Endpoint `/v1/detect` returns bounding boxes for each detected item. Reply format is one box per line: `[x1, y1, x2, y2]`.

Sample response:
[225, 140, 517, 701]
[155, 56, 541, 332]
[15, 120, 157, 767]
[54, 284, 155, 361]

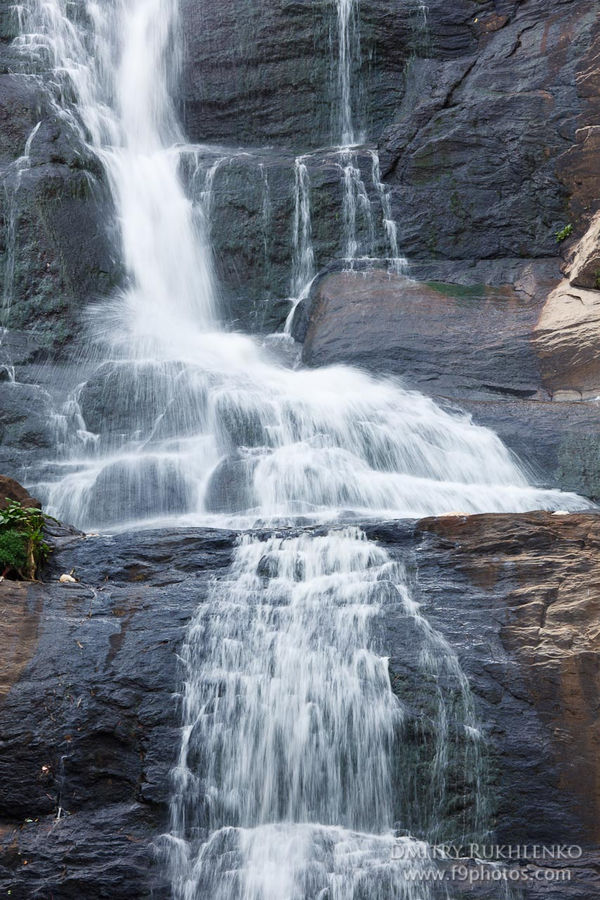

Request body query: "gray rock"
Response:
[299, 268, 548, 399]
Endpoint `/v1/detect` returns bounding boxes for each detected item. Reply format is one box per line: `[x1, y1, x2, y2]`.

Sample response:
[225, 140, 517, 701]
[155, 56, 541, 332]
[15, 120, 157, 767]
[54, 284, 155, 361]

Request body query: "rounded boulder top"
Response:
[0, 475, 41, 512]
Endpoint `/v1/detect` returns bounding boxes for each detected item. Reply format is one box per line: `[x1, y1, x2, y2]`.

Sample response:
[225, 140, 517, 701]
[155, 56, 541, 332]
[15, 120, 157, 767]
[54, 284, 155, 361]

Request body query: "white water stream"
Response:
[16, 0, 580, 528]
[13, 0, 586, 897]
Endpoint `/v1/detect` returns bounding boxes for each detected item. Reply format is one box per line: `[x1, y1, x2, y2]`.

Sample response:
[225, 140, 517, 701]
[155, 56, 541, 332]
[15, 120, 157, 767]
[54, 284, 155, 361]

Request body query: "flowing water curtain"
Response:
[167, 527, 484, 899]
[14, 0, 586, 530]
[291, 157, 315, 300]
[334, 0, 363, 146]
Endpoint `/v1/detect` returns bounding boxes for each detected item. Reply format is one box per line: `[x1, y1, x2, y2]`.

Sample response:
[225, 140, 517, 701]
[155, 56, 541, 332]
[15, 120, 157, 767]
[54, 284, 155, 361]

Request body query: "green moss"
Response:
[426, 281, 486, 301]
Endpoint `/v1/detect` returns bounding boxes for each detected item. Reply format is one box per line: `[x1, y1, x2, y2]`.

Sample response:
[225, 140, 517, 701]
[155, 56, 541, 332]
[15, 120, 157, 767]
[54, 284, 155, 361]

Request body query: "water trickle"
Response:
[340, 149, 374, 262]
[2, 121, 40, 324]
[291, 157, 315, 301]
[335, 0, 361, 146]
[369, 149, 407, 274]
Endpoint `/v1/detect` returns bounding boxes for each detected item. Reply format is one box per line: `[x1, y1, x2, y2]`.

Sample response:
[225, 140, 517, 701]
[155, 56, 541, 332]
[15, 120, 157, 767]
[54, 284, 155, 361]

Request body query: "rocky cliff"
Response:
[1, 512, 599, 897]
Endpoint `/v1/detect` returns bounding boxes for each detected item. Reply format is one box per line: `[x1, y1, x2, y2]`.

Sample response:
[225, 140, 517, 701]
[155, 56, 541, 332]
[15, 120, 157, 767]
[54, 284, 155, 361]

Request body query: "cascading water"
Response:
[335, 0, 361, 147]
[18, 0, 581, 529]
[289, 157, 315, 306]
[331, 0, 406, 275]
[166, 528, 496, 899]
[11, 0, 588, 896]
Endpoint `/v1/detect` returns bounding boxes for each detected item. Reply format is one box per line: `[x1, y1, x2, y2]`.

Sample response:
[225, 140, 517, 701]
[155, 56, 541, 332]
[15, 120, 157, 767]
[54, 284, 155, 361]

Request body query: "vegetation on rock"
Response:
[555, 223, 573, 243]
[0, 501, 53, 580]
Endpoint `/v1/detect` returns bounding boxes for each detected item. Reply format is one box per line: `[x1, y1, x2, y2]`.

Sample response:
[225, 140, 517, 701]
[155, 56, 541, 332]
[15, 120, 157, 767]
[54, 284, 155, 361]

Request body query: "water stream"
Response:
[11, 0, 586, 896]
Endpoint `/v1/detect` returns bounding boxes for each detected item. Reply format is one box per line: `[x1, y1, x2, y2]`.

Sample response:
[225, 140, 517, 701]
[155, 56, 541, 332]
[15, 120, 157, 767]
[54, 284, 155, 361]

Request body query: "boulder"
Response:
[0, 473, 40, 510]
[299, 268, 547, 398]
[0, 381, 55, 451]
[204, 455, 258, 514]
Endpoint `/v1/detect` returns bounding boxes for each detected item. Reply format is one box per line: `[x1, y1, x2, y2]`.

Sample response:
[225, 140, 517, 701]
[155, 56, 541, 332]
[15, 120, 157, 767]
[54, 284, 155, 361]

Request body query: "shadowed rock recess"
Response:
[2, 0, 600, 898]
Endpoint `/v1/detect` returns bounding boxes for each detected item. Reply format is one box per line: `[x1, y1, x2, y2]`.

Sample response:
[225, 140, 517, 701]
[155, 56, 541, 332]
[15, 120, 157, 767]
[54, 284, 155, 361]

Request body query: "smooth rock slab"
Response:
[300, 269, 546, 398]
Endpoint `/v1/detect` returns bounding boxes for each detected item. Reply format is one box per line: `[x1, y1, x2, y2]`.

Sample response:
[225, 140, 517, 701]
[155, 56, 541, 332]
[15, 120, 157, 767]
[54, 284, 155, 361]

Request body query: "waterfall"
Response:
[12, 1, 590, 897]
[290, 158, 315, 300]
[167, 527, 486, 898]
[335, 0, 361, 146]
[18, 0, 582, 530]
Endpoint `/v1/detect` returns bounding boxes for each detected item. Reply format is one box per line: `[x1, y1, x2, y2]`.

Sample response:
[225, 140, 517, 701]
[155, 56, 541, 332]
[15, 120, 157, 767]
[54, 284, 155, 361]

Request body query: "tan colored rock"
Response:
[570, 210, 600, 290]
[0, 582, 41, 703]
[533, 278, 600, 394]
[419, 511, 600, 842]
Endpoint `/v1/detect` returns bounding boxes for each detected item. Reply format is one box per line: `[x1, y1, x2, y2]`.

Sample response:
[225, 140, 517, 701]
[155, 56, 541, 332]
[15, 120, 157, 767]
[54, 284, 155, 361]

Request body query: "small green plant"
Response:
[555, 223, 573, 243]
[0, 501, 55, 580]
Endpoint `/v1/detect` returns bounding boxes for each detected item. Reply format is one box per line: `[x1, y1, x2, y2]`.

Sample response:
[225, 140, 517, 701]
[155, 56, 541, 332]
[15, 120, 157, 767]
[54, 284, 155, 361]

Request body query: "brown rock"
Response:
[0, 582, 42, 704]
[473, 13, 509, 37]
[0, 475, 40, 511]
[418, 511, 600, 843]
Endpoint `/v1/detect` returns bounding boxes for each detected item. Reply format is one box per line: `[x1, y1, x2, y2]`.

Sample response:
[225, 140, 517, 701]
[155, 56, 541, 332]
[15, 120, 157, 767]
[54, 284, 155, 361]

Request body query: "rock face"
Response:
[1, 514, 600, 897]
[416, 512, 600, 852]
[0, 526, 236, 898]
[178, 0, 417, 150]
[381, 0, 600, 263]
[0, 8, 119, 358]
[299, 268, 549, 398]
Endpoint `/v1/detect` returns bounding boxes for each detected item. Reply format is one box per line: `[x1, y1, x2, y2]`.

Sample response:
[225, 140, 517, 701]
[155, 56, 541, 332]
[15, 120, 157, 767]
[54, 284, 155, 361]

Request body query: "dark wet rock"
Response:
[1, 515, 599, 896]
[204, 455, 258, 514]
[0, 381, 55, 452]
[381, 0, 600, 263]
[85, 458, 194, 527]
[455, 395, 600, 502]
[179, 0, 418, 151]
[300, 268, 549, 399]
[0, 9, 120, 359]
[183, 146, 394, 333]
[0, 161, 119, 355]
